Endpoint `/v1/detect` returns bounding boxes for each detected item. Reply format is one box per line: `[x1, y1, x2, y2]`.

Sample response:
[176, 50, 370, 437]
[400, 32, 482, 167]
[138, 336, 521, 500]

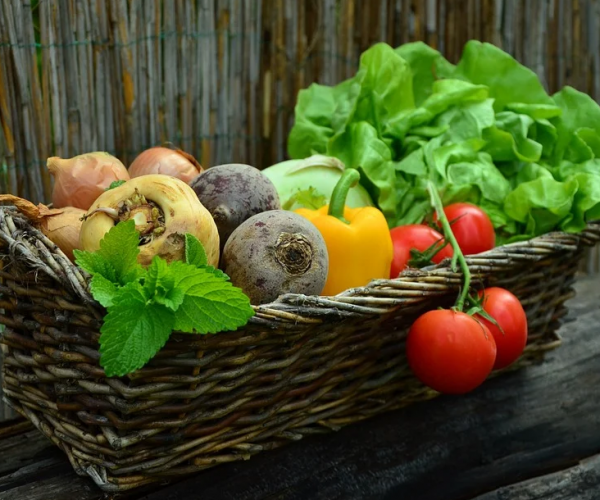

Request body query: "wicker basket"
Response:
[0, 205, 599, 493]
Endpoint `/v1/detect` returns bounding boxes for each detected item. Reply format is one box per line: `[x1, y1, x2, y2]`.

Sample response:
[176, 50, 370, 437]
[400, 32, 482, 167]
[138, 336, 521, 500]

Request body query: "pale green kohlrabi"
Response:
[261, 154, 375, 211]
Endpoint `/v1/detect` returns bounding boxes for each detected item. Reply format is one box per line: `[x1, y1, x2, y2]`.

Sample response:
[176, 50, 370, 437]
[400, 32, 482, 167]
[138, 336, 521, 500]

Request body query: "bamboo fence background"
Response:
[1, 0, 600, 421]
[2, 1, 600, 201]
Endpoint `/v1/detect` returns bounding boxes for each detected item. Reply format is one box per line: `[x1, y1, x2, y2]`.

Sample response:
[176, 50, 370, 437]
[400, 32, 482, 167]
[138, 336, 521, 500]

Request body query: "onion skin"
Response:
[79, 174, 219, 267]
[48, 152, 130, 210]
[0, 194, 84, 261]
[128, 146, 203, 183]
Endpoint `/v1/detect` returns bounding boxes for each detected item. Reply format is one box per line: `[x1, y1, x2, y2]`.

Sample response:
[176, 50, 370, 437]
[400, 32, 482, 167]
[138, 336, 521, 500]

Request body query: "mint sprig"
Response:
[74, 225, 254, 377]
[184, 233, 208, 267]
[100, 282, 175, 376]
[105, 180, 127, 191]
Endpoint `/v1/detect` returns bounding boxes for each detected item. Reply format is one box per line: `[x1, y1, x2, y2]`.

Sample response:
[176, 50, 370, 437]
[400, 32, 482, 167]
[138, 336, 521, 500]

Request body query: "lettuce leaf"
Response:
[287, 40, 600, 242]
[552, 86, 600, 164]
[287, 79, 353, 158]
[504, 177, 579, 237]
[328, 121, 397, 218]
[449, 40, 555, 112]
[394, 41, 456, 106]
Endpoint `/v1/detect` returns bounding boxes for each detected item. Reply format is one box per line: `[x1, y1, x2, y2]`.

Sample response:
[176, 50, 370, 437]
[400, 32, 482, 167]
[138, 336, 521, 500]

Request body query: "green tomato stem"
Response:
[427, 181, 471, 312]
[328, 168, 360, 224]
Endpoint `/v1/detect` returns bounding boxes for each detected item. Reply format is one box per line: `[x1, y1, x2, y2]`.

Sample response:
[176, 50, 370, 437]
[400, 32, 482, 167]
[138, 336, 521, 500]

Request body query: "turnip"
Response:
[189, 163, 281, 251]
[79, 175, 220, 267]
[221, 210, 329, 305]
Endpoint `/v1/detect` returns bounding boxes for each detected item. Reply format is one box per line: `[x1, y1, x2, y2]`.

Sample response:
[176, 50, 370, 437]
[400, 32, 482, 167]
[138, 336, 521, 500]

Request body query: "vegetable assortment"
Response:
[2, 39, 595, 394]
[295, 169, 392, 295]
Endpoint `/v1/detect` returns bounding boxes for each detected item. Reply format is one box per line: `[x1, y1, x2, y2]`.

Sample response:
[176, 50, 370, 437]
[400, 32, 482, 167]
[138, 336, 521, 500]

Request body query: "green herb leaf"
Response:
[74, 251, 118, 283]
[105, 180, 127, 191]
[89, 274, 119, 308]
[98, 221, 144, 284]
[75, 223, 254, 378]
[143, 257, 185, 311]
[168, 262, 254, 334]
[75, 220, 143, 286]
[203, 266, 229, 280]
[99, 283, 175, 377]
[185, 233, 208, 268]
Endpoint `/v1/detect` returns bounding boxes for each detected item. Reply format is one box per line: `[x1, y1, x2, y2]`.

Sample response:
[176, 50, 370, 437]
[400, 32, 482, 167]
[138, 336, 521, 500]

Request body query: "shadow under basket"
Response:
[1, 206, 599, 493]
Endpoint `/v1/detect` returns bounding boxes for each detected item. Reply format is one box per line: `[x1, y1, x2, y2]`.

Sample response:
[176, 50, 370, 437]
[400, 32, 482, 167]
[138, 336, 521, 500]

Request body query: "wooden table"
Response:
[1, 276, 599, 500]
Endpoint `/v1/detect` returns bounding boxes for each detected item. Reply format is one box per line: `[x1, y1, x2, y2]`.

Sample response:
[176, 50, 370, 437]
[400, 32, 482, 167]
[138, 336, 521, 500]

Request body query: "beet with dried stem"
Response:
[221, 210, 329, 305]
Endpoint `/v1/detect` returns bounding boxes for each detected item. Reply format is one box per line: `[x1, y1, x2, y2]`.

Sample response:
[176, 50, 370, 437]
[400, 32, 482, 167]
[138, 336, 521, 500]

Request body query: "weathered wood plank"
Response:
[474, 453, 600, 500]
[0, 417, 101, 500]
[0, 429, 54, 476]
[0, 460, 102, 500]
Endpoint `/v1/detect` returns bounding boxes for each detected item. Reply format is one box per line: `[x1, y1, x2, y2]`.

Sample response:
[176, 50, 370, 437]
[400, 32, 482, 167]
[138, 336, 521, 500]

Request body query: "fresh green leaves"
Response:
[287, 39, 600, 240]
[74, 225, 254, 377]
[281, 187, 327, 211]
[185, 233, 208, 267]
[99, 283, 175, 377]
[329, 121, 397, 217]
[447, 41, 555, 112]
[105, 180, 127, 191]
[74, 220, 144, 286]
[504, 177, 579, 236]
[171, 262, 257, 334]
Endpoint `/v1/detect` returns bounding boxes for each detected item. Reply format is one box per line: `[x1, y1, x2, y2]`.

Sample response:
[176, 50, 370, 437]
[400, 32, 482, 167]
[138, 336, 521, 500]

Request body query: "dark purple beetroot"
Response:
[189, 163, 280, 251]
[221, 210, 329, 305]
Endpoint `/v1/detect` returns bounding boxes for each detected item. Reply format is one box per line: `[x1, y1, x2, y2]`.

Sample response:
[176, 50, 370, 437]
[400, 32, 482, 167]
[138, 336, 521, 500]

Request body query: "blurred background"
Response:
[1, 1, 599, 203]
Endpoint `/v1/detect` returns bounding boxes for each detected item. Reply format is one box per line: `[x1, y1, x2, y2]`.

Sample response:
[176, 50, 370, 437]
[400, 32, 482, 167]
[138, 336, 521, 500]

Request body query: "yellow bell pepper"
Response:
[295, 169, 393, 296]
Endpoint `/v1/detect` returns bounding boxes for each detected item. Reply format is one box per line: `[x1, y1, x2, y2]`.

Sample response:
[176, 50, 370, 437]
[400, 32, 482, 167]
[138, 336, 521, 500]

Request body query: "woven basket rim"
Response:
[0, 205, 599, 326]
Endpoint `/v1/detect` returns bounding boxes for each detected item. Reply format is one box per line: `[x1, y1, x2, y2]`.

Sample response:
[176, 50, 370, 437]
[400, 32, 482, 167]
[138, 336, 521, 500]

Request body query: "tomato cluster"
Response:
[406, 287, 528, 394]
[389, 202, 529, 395]
[390, 202, 495, 278]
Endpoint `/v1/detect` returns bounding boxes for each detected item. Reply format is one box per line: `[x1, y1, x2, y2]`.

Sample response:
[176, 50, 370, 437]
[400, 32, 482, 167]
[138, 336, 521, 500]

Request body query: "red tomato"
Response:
[389, 224, 454, 278]
[475, 287, 528, 370]
[434, 203, 495, 255]
[406, 309, 497, 394]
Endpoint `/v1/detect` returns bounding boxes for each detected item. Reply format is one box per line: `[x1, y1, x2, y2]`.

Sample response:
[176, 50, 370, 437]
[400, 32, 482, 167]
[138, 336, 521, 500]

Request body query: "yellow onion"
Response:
[0, 195, 84, 261]
[128, 146, 203, 183]
[47, 152, 130, 210]
[80, 174, 219, 267]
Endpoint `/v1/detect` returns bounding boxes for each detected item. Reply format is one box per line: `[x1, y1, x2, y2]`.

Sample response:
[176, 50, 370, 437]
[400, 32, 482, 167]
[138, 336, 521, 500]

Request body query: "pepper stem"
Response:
[328, 169, 360, 224]
[427, 181, 471, 312]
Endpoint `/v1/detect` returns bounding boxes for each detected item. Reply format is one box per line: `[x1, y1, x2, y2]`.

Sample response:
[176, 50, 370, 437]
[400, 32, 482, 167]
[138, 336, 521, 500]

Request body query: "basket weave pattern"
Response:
[1, 206, 599, 492]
